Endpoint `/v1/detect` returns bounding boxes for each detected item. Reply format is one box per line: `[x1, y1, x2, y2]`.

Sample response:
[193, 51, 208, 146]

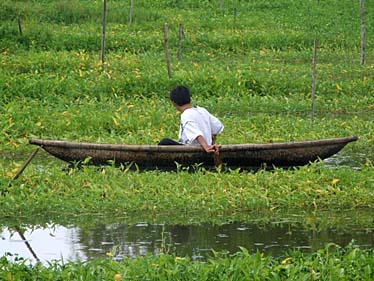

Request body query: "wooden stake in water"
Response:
[164, 23, 172, 79]
[101, 0, 107, 64]
[311, 39, 318, 125]
[360, 0, 366, 65]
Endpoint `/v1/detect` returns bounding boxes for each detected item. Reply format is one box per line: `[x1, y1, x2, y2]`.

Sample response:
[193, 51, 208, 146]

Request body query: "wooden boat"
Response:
[29, 136, 358, 170]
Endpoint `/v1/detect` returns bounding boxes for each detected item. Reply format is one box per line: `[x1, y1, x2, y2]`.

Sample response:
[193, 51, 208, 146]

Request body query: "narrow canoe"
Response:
[29, 136, 358, 170]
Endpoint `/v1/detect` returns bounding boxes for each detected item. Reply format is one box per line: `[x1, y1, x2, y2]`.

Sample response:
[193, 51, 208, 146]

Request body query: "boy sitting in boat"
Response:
[159, 85, 224, 155]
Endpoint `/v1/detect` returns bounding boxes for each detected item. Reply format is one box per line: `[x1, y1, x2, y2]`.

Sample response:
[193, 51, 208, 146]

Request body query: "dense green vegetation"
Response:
[2, 243, 374, 280]
[1, 0, 373, 150]
[1, 0, 374, 277]
[1, 163, 374, 222]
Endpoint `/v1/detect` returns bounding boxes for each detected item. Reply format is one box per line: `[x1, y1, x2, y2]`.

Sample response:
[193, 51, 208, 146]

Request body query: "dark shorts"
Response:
[158, 138, 182, 145]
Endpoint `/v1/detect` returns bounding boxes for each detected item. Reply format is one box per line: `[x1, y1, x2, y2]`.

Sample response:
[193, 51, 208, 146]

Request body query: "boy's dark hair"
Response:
[170, 85, 191, 106]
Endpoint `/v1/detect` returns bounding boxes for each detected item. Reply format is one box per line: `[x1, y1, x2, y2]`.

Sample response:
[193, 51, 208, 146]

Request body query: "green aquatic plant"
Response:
[1, 242, 374, 280]
[1, 161, 373, 222]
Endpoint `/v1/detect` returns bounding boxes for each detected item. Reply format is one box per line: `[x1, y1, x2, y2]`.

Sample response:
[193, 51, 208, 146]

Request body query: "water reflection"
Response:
[323, 147, 373, 169]
[1, 226, 85, 262]
[1, 211, 374, 264]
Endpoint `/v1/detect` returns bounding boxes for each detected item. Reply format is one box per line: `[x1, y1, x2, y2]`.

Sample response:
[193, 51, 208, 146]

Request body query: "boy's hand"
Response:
[203, 144, 219, 155]
[197, 135, 219, 155]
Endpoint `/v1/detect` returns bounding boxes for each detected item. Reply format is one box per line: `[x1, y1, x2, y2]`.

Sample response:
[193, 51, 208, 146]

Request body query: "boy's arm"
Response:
[197, 135, 219, 154]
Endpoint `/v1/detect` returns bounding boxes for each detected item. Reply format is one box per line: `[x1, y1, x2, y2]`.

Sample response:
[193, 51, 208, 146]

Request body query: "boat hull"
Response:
[29, 136, 358, 169]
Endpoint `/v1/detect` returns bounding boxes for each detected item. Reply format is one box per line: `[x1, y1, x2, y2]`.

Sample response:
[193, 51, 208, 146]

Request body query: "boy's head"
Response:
[170, 85, 191, 106]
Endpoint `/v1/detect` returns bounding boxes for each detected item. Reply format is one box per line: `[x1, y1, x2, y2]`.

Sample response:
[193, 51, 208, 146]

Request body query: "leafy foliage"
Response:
[1, 243, 374, 280]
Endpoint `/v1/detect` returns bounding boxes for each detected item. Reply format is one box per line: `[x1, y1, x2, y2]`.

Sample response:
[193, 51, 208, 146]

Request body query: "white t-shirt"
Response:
[178, 106, 224, 145]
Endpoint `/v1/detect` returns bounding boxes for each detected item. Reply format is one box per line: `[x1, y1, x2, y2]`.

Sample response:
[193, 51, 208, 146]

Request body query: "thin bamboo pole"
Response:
[16, 227, 40, 262]
[101, 0, 107, 64]
[360, 0, 366, 65]
[129, 0, 134, 27]
[12, 148, 40, 180]
[311, 39, 318, 125]
[164, 23, 172, 79]
[18, 18, 23, 36]
[219, 0, 224, 14]
[177, 23, 184, 61]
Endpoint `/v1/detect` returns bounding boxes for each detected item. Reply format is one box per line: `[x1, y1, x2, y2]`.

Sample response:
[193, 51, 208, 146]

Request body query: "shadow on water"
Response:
[1, 209, 374, 264]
